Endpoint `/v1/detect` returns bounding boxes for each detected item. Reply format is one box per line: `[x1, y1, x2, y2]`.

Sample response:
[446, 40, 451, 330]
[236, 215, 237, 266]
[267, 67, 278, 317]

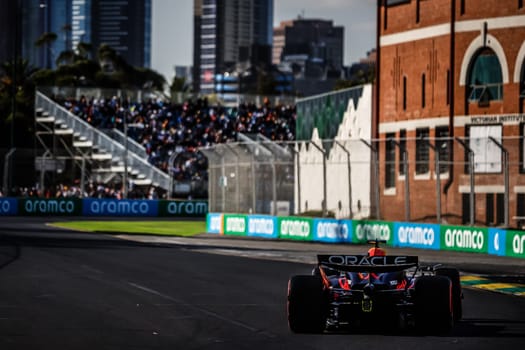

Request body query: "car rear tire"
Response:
[414, 275, 453, 334]
[435, 267, 463, 321]
[287, 275, 327, 333]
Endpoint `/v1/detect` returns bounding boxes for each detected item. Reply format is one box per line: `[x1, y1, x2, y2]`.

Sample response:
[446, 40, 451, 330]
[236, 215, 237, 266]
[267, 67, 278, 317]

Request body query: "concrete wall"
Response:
[295, 84, 373, 219]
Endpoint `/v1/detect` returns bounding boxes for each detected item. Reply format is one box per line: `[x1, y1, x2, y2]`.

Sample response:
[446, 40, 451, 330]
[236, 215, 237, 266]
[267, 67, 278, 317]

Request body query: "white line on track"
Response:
[127, 281, 275, 337]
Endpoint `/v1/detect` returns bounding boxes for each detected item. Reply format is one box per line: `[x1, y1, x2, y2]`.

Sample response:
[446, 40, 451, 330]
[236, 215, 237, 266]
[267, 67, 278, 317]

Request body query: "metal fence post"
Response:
[251, 154, 256, 213]
[390, 138, 410, 222]
[225, 144, 241, 213]
[309, 141, 327, 217]
[3, 148, 16, 196]
[403, 150, 410, 222]
[455, 137, 475, 225]
[335, 141, 353, 219]
[271, 156, 277, 215]
[426, 139, 441, 223]
[168, 152, 176, 200]
[123, 122, 128, 199]
[80, 155, 86, 198]
[489, 136, 509, 227]
[221, 155, 226, 212]
[360, 139, 380, 220]
[291, 143, 301, 214]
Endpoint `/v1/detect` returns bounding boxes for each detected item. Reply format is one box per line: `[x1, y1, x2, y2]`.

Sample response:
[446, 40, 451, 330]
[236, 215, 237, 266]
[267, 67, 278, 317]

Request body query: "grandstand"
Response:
[31, 88, 297, 200]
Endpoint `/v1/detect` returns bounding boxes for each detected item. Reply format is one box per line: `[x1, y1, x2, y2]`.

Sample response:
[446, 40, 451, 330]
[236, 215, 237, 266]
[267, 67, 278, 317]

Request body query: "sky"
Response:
[151, 0, 377, 82]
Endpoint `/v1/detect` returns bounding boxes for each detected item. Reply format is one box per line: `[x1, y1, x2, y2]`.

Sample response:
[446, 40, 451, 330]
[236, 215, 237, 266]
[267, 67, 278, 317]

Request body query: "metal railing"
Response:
[35, 91, 170, 190]
[105, 128, 148, 158]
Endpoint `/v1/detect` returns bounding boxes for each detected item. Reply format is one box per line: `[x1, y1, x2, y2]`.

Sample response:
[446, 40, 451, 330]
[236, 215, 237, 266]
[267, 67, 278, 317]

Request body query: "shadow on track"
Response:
[0, 236, 21, 270]
[315, 318, 525, 339]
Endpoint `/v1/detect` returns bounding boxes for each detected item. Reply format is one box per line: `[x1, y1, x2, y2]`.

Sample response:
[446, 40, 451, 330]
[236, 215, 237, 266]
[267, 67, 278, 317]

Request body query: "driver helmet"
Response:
[368, 247, 386, 257]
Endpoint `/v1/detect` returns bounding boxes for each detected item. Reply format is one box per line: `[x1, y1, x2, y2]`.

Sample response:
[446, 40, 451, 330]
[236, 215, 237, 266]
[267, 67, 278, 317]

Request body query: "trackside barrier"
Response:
[0, 198, 208, 217]
[0, 198, 18, 215]
[206, 213, 525, 259]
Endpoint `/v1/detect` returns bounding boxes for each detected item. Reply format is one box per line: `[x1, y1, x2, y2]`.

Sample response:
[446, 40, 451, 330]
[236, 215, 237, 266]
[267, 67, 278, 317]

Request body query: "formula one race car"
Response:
[287, 240, 462, 334]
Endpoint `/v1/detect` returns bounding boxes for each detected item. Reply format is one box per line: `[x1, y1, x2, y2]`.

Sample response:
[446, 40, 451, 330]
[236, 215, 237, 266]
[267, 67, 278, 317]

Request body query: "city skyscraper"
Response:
[0, 0, 19, 66]
[280, 18, 344, 77]
[19, 0, 72, 69]
[71, 0, 91, 52]
[90, 0, 151, 68]
[193, 0, 274, 94]
[2, 0, 151, 70]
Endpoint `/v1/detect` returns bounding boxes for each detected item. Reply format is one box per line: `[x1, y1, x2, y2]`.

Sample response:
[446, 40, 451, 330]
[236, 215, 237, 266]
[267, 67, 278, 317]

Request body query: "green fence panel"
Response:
[352, 220, 394, 245]
[440, 225, 488, 253]
[277, 216, 313, 241]
[223, 214, 247, 236]
[506, 230, 525, 258]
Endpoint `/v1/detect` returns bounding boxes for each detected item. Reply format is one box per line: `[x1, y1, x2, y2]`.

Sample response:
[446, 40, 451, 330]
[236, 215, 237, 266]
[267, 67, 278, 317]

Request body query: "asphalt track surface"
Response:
[0, 217, 524, 350]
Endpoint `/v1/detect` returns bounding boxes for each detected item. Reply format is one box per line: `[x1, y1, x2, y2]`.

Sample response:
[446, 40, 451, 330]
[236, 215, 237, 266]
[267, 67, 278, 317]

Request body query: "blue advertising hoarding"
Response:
[488, 228, 506, 256]
[82, 198, 158, 216]
[393, 222, 440, 250]
[313, 218, 352, 243]
[207, 213, 223, 234]
[247, 215, 278, 239]
[0, 198, 18, 215]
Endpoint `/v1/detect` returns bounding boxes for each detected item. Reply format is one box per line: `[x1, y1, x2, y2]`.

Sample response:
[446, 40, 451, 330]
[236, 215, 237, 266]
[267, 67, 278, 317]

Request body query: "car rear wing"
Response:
[317, 255, 419, 273]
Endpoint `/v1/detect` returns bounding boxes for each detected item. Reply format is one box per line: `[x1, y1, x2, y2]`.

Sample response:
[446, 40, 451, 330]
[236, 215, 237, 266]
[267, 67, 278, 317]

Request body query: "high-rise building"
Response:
[0, 0, 19, 65]
[71, 0, 91, 52]
[90, 0, 151, 68]
[8, 0, 150, 70]
[272, 20, 292, 65]
[280, 18, 344, 78]
[19, 0, 72, 69]
[193, 0, 274, 94]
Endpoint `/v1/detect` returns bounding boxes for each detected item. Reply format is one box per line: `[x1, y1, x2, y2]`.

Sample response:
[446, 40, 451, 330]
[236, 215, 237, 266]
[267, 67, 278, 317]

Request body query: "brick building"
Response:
[376, 0, 525, 226]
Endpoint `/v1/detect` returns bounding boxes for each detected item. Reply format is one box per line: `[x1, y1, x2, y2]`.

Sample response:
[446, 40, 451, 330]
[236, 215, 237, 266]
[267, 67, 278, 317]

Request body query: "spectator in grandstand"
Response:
[53, 94, 296, 186]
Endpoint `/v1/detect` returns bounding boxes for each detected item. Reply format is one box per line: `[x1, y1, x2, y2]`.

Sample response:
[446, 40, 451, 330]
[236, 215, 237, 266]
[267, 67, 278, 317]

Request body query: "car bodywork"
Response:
[287, 244, 462, 334]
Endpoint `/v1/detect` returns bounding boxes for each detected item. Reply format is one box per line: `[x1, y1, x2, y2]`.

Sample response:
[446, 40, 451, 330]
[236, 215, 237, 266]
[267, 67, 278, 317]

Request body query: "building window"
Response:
[385, 133, 396, 189]
[520, 0, 524, 9]
[485, 193, 505, 226]
[421, 74, 426, 108]
[460, 0, 465, 15]
[436, 126, 450, 174]
[468, 125, 503, 173]
[399, 129, 406, 176]
[468, 48, 503, 104]
[416, 128, 430, 174]
[403, 76, 407, 110]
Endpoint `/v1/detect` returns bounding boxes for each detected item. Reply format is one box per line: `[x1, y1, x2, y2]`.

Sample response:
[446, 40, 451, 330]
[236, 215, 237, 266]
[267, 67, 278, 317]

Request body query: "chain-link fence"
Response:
[201, 135, 295, 215]
[202, 135, 525, 227]
[1, 147, 63, 196]
[4, 132, 525, 228]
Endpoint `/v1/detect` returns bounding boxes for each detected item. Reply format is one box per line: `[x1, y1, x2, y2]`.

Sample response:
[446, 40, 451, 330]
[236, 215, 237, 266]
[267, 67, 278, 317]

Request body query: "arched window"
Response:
[468, 48, 503, 104]
[521, 62, 525, 98]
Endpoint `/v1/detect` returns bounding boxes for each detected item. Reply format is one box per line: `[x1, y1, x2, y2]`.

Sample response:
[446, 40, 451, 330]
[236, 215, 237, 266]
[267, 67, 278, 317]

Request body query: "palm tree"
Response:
[0, 58, 39, 147]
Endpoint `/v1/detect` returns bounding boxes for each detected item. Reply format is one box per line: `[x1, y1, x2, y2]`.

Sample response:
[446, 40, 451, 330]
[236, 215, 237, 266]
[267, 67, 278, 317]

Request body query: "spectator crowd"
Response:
[4, 182, 163, 200]
[53, 95, 297, 185]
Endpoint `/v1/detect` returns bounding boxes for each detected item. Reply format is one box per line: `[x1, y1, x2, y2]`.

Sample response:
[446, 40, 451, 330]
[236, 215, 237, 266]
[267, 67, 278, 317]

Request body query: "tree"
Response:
[334, 63, 376, 91]
[170, 76, 186, 93]
[0, 58, 38, 147]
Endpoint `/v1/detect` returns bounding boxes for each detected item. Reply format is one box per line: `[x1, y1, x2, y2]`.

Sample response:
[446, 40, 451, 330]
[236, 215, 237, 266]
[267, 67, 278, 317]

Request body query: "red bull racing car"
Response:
[287, 241, 462, 333]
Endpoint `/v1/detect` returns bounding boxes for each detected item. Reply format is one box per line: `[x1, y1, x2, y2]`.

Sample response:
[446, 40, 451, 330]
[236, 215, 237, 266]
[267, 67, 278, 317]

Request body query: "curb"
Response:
[461, 275, 525, 297]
